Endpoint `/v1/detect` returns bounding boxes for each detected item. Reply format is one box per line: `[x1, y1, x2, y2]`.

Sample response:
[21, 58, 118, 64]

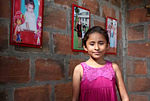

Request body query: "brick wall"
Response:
[126, 0, 150, 100]
[0, 0, 126, 101]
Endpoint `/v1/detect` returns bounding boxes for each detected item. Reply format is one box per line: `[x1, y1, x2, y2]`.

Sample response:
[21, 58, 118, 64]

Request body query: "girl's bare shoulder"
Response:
[74, 64, 83, 73]
[111, 62, 120, 72]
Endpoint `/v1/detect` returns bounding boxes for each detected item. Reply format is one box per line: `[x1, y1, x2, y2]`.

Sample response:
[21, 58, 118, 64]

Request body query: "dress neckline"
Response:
[83, 60, 108, 69]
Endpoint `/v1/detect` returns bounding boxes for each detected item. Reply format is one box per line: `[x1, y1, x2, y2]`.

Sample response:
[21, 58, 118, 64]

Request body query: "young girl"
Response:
[75, 17, 82, 48]
[22, 0, 37, 31]
[72, 26, 129, 101]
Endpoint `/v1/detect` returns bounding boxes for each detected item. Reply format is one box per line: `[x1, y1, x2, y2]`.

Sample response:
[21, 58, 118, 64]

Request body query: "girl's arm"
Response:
[112, 63, 129, 101]
[72, 64, 82, 101]
[75, 22, 78, 31]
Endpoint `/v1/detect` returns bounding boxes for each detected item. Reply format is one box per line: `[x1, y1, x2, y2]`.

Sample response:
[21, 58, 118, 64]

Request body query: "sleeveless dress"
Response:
[77, 24, 82, 37]
[80, 61, 118, 101]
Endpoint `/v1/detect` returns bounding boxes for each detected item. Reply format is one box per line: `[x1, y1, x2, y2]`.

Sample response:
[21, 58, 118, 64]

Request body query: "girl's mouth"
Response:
[93, 52, 101, 54]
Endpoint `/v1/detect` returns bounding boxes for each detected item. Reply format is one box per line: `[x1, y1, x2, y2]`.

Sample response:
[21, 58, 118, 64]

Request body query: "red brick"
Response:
[128, 42, 150, 57]
[102, 5, 116, 18]
[127, 0, 144, 8]
[127, 77, 150, 92]
[126, 60, 147, 75]
[117, 26, 122, 41]
[127, 7, 150, 24]
[129, 94, 149, 101]
[133, 60, 147, 75]
[94, 20, 105, 29]
[126, 60, 136, 75]
[82, 0, 100, 16]
[0, 56, 30, 83]
[0, 89, 8, 101]
[119, 12, 122, 25]
[42, 31, 50, 53]
[147, 25, 150, 39]
[111, 0, 121, 8]
[0, 25, 8, 51]
[127, 25, 145, 41]
[68, 59, 84, 78]
[43, 7, 66, 30]
[0, 0, 10, 18]
[54, 33, 77, 55]
[35, 58, 65, 81]
[55, 82, 72, 101]
[14, 85, 51, 101]
[54, 0, 78, 7]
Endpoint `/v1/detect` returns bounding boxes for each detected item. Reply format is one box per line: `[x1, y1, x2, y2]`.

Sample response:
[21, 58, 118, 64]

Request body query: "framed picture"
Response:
[72, 4, 90, 52]
[106, 16, 118, 54]
[10, 0, 44, 48]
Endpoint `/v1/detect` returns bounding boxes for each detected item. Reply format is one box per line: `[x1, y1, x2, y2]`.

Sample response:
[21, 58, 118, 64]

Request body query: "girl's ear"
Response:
[83, 45, 88, 51]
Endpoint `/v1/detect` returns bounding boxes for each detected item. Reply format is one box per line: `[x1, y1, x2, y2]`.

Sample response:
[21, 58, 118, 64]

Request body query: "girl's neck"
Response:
[88, 57, 106, 65]
[85, 57, 107, 68]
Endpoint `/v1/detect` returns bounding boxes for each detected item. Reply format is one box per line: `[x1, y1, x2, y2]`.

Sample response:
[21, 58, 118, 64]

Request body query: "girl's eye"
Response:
[99, 43, 104, 45]
[90, 43, 94, 46]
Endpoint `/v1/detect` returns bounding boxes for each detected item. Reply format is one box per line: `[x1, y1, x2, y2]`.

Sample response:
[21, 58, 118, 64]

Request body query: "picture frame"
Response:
[10, 0, 44, 48]
[106, 16, 118, 54]
[72, 4, 90, 52]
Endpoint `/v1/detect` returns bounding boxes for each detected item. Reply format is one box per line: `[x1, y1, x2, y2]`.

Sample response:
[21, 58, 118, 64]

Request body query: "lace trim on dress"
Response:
[81, 61, 115, 82]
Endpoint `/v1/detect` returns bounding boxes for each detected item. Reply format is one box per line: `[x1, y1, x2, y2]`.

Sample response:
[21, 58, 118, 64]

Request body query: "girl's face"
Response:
[16, 19, 22, 25]
[26, 4, 34, 13]
[83, 32, 109, 60]
[79, 18, 81, 22]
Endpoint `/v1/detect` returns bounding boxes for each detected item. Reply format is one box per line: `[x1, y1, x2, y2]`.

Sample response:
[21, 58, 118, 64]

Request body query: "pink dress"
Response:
[80, 61, 118, 101]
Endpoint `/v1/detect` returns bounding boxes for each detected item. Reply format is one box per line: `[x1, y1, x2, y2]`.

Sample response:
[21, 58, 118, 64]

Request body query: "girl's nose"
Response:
[95, 44, 99, 50]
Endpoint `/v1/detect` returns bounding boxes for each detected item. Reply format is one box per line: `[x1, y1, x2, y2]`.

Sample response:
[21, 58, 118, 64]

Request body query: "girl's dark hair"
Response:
[82, 26, 109, 47]
[25, 0, 35, 8]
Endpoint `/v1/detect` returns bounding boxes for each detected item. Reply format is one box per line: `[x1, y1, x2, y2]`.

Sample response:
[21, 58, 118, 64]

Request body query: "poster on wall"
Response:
[72, 4, 90, 52]
[10, 0, 44, 48]
[106, 16, 118, 54]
